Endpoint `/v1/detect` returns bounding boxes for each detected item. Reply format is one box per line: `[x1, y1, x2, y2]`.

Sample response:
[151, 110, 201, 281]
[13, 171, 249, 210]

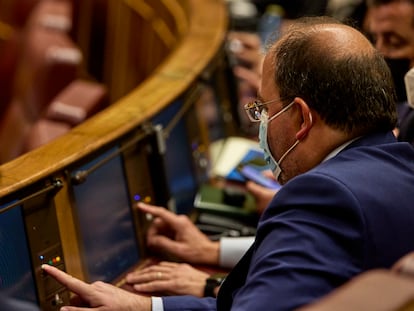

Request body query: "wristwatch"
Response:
[204, 273, 226, 297]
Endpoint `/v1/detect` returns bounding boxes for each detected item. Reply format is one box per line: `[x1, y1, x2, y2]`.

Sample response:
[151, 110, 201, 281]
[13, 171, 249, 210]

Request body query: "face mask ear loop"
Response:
[278, 108, 310, 172]
[277, 139, 300, 166]
[279, 112, 311, 171]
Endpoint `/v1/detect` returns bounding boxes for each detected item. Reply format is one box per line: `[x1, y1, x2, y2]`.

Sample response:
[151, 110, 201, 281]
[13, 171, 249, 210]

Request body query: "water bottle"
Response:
[257, 4, 284, 49]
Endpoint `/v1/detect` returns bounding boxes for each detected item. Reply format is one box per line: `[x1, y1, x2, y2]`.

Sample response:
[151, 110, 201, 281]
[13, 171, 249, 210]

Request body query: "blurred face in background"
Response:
[365, 1, 414, 101]
[366, 1, 414, 63]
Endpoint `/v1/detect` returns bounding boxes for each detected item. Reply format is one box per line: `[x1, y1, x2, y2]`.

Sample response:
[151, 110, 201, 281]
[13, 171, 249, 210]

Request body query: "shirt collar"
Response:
[322, 136, 361, 162]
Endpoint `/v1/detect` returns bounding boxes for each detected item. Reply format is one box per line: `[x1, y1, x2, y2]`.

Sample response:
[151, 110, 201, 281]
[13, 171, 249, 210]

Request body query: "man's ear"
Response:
[294, 97, 313, 141]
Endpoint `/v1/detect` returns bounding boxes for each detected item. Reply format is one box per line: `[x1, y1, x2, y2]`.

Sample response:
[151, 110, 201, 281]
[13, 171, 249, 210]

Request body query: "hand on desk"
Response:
[41, 264, 151, 311]
[132, 190, 276, 298]
[137, 203, 220, 266]
[126, 261, 209, 297]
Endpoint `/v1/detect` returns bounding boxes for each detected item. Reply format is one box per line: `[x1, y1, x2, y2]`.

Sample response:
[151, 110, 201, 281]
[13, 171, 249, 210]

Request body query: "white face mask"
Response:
[258, 102, 299, 181]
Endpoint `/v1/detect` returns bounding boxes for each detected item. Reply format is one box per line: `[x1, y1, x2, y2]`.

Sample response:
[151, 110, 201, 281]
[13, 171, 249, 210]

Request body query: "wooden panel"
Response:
[54, 175, 85, 281]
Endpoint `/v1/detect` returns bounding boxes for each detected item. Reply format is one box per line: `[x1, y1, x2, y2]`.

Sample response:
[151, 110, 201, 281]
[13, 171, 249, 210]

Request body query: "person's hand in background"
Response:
[246, 169, 279, 214]
[137, 203, 220, 266]
[227, 31, 263, 92]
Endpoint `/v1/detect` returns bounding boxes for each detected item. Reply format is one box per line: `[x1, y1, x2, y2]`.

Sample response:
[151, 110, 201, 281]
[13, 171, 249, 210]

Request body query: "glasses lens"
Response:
[250, 107, 260, 121]
[245, 101, 264, 122]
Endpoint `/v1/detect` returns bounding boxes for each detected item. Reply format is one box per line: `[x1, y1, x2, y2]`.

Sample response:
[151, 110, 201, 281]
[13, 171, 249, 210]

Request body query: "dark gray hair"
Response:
[270, 17, 398, 136]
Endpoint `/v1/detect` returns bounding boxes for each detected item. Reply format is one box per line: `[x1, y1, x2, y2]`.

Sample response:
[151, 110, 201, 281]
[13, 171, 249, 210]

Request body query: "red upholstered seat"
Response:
[0, 30, 22, 117]
[0, 0, 41, 28]
[23, 118, 71, 152]
[45, 79, 108, 126]
[0, 0, 90, 162]
[0, 99, 31, 164]
[26, 0, 73, 33]
[15, 26, 82, 122]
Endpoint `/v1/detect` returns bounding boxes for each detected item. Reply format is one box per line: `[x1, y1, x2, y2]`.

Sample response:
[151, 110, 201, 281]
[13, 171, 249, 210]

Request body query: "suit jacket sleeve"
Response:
[162, 296, 217, 311]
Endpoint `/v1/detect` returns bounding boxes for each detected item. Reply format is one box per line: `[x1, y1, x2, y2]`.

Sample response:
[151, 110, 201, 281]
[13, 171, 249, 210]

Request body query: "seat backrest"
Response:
[14, 26, 82, 122]
[45, 79, 108, 126]
[0, 99, 31, 164]
[26, 0, 73, 33]
[297, 251, 414, 311]
[0, 30, 22, 117]
[0, 0, 40, 28]
[297, 270, 414, 311]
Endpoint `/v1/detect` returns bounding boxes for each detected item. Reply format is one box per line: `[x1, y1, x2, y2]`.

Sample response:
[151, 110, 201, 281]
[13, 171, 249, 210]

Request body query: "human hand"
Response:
[391, 251, 414, 277]
[125, 261, 209, 297]
[137, 202, 220, 265]
[227, 31, 263, 91]
[245, 171, 278, 214]
[41, 264, 151, 311]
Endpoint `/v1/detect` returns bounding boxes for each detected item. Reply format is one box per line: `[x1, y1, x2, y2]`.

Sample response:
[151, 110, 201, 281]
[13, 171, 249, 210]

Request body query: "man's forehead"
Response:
[259, 52, 279, 99]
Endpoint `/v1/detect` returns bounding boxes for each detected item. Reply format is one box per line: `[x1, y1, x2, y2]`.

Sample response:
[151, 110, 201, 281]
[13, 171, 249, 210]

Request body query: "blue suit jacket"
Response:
[163, 132, 414, 311]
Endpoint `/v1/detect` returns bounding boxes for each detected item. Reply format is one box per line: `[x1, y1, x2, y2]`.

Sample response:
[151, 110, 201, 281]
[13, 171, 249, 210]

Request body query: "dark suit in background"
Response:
[251, 0, 328, 18]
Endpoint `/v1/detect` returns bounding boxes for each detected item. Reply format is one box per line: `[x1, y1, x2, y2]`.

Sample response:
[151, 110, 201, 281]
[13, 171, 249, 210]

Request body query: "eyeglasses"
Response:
[244, 98, 294, 122]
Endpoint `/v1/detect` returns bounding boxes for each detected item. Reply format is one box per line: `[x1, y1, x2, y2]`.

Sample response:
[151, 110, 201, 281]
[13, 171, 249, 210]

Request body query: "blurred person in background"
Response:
[227, 1, 329, 136]
[365, 0, 414, 144]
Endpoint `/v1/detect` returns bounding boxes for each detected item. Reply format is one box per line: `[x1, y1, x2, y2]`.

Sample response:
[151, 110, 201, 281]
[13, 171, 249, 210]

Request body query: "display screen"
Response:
[0, 203, 38, 304]
[152, 99, 199, 214]
[71, 149, 140, 282]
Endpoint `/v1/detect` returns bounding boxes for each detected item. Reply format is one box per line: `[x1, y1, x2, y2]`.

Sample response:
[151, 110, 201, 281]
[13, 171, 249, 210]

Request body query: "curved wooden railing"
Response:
[0, 0, 233, 283]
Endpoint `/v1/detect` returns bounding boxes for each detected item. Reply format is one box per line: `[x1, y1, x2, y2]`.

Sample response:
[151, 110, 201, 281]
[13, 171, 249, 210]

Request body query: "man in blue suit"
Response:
[43, 16, 414, 311]
[365, 0, 414, 145]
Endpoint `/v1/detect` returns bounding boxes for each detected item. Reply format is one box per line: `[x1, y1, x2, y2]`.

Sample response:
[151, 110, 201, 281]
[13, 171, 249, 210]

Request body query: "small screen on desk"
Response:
[0, 203, 38, 304]
[152, 100, 200, 213]
[71, 149, 140, 283]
